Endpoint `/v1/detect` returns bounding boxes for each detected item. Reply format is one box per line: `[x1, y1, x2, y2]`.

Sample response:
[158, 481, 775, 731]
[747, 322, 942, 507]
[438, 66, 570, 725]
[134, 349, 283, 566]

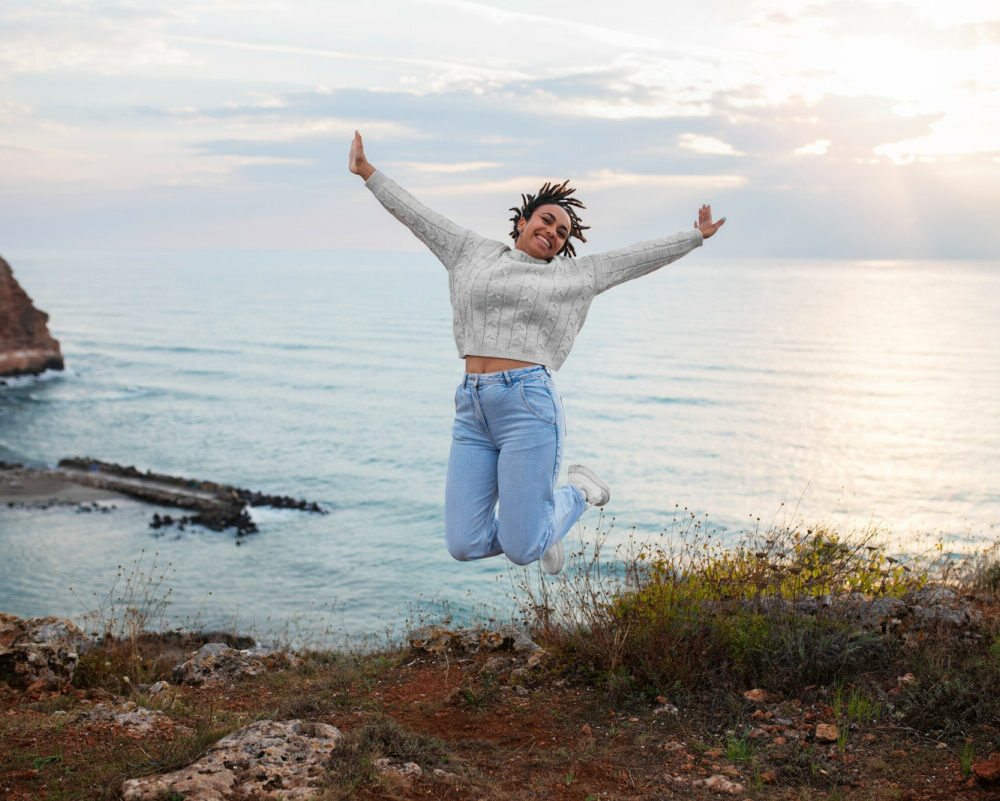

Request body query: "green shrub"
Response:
[515, 514, 923, 700]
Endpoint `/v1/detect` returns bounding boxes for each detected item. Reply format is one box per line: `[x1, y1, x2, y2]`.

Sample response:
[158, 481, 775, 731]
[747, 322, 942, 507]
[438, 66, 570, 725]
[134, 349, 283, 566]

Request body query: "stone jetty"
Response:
[0, 255, 64, 378]
[1, 457, 325, 534]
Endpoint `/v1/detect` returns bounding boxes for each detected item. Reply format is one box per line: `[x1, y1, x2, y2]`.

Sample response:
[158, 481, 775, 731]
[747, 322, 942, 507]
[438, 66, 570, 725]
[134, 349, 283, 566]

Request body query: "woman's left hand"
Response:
[695, 205, 726, 239]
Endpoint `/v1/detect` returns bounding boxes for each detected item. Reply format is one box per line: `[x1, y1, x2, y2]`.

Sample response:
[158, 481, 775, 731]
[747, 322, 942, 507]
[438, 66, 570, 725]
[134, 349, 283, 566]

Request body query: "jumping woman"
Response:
[349, 131, 725, 574]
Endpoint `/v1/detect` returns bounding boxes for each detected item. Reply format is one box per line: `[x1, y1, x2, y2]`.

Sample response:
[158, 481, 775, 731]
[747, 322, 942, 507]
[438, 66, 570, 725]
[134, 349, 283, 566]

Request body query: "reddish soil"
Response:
[2, 649, 999, 800]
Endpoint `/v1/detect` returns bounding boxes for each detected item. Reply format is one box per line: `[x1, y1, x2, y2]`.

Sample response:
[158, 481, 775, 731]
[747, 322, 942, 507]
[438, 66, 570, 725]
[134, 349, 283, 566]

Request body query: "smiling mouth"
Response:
[535, 234, 552, 250]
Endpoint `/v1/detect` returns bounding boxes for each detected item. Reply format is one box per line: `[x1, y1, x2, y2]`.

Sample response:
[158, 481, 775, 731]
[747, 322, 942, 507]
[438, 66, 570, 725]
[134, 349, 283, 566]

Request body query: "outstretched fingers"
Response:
[695, 203, 726, 238]
[349, 130, 365, 173]
[349, 130, 376, 179]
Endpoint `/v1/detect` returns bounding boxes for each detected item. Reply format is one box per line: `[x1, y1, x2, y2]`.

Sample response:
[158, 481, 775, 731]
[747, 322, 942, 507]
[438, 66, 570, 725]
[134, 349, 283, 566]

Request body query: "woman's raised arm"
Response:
[349, 130, 376, 181]
[579, 205, 725, 295]
[350, 131, 483, 270]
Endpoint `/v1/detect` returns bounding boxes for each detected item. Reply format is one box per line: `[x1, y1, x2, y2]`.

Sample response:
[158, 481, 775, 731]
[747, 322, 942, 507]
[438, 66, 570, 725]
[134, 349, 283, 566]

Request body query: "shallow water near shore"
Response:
[1, 251, 998, 644]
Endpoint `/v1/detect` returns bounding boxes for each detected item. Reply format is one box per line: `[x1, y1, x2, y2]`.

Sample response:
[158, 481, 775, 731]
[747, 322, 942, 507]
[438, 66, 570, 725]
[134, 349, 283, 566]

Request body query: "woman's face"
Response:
[515, 204, 572, 260]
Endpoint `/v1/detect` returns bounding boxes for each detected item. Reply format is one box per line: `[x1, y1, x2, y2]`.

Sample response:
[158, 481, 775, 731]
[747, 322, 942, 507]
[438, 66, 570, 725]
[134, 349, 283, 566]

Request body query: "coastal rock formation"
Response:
[0, 614, 84, 690]
[408, 625, 541, 655]
[171, 642, 301, 687]
[0, 255, 64, 377]
[121, 719, 343, 801]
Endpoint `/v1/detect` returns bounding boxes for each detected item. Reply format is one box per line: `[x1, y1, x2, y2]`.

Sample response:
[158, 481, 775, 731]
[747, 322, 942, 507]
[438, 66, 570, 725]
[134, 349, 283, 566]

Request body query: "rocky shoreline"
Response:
[1, 457, 325, 535]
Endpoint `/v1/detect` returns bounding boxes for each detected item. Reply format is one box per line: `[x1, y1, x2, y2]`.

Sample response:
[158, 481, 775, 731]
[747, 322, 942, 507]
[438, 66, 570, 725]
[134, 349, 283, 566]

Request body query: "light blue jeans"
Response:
[445, 365, 588, 565]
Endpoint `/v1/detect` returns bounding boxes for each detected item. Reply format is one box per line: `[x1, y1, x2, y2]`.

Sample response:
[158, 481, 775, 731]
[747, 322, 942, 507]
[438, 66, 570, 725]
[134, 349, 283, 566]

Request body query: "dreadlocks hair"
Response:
[509, 180, 589, 258]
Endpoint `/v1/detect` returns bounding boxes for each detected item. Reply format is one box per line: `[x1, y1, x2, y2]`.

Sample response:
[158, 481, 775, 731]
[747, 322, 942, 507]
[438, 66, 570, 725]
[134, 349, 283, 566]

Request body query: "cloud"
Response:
[795, 139, 831, 155]
[414, 170, 747, 197]
[0, 101, 33, 121]
[0, 3, 195, 76]
[678, 133, 744, 156]
[385, 161, 503, 174]
[416, 0, 678, 52]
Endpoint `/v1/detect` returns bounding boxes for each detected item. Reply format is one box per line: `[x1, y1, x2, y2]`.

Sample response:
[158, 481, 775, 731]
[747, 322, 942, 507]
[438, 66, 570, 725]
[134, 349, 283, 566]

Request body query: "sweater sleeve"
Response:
[579, 229, 704, 295]
[365, 171, 477, 270]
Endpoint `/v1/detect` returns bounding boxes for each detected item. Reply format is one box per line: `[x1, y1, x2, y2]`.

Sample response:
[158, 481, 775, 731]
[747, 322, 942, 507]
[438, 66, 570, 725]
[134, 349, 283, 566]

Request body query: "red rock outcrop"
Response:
[0, 254, 64, 377]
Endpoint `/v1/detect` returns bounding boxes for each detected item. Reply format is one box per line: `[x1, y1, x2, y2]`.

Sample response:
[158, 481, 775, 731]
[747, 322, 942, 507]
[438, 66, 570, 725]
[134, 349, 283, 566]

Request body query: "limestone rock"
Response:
[408, 625, 539, 655]
[374, 758, 423, 781]
[0, 614, 84, 689]
[122, 718, 342, 800]
[0, 255, 64, 378]
[78, 701, 192, 737]
[171, 642, 301, 687]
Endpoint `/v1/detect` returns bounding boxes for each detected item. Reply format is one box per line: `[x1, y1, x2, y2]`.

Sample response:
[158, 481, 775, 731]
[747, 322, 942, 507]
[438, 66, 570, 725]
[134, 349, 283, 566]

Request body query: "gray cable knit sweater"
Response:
[366, 170, 703, 370]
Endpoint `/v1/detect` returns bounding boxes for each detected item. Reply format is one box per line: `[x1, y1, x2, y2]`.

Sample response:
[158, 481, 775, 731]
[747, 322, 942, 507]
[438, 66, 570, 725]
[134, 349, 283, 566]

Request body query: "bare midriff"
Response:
[464, 356, 538, 374]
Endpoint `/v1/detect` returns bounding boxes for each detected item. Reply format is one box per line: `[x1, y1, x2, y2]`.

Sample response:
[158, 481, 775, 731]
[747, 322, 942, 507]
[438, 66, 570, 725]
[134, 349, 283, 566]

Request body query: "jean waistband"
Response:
[462, 365, 550, 388]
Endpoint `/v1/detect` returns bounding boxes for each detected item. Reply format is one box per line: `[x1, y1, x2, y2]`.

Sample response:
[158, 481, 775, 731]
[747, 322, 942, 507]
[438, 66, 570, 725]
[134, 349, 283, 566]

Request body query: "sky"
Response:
[1, 0, 998, 258]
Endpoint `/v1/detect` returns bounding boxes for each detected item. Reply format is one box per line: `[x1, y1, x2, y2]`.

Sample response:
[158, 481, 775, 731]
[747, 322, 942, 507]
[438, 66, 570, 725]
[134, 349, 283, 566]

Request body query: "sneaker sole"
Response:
[567, 464, 611, 507]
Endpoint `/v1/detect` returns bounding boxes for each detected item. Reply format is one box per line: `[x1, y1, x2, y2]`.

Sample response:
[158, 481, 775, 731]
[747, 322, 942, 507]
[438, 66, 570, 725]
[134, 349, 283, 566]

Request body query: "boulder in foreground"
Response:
[0, 614, 84, 689]
[121, 719, 342, 801]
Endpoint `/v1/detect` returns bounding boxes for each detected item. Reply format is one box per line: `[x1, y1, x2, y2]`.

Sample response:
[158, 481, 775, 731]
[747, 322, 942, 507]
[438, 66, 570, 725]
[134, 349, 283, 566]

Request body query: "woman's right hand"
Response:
[349, 130, 376, 180]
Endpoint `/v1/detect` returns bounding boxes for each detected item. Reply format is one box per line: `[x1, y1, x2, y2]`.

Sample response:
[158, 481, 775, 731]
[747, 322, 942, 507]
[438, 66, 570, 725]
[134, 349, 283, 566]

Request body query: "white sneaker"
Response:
[567, 464, 610, 508]
[540, 538, 565, 575]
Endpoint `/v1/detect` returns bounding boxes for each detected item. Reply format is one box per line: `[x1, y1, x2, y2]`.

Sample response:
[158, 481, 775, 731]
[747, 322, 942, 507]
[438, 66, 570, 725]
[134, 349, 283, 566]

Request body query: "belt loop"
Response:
[502, 370, 512, 387]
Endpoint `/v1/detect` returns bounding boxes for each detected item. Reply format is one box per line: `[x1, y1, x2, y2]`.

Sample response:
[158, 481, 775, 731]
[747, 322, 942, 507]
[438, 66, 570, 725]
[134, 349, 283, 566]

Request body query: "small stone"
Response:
[815, 723, 839, 743]
[375, 758, 422, 781]
[704, 748, 724, 758]
[704, 774, 745, 794]
[897, 672, 916, 686]
[525, 649, 548, 669]
[480, 657, 504, 675]
[760, 769, 778, 784]
[972, 753, 1000, 783]
[772, 736, 788, 746]
[743, 688, 769, 703]
[432, 768, 460, 780]
[581, 724, 593, 738]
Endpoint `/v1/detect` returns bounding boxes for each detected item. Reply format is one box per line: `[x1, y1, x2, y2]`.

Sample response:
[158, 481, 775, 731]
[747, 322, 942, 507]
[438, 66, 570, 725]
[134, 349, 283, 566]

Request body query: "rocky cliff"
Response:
[0, 255, 64, 377]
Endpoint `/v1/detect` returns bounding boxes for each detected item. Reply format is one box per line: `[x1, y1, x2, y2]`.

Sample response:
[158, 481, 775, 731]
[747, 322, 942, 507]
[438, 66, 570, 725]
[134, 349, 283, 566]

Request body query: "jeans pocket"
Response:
[519, 380, 557, 425]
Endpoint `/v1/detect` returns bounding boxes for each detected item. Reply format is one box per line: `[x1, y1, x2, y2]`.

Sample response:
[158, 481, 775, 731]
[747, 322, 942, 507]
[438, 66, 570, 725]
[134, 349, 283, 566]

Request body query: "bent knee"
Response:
[502, 542, 545, 566]
[446, 538, 475, 562]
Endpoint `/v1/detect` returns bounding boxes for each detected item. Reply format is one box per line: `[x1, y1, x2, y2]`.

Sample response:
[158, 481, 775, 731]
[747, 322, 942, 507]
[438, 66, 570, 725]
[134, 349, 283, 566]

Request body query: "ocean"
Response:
[1, 251, 998, 645]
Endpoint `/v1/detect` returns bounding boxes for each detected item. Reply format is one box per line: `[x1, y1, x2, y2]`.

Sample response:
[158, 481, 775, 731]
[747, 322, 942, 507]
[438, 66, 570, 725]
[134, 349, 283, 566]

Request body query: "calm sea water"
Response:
[1, 251, 998, 644]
